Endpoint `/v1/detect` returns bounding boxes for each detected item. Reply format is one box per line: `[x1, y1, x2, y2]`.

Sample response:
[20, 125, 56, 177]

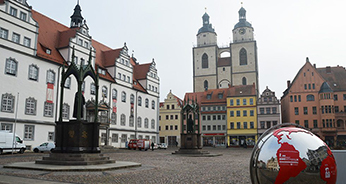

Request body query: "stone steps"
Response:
[35, 153, 115, 165]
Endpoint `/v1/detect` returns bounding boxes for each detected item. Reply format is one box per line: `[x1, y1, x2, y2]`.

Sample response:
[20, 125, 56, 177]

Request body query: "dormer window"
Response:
[84, 41, 88, 48]
[207, 94, 212, 99]
[20, 12, 27, 21]
[46, 49, 51, 55]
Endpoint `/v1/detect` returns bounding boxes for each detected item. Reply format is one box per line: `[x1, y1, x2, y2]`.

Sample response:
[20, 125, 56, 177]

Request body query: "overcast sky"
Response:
[29, 0, 346, 101]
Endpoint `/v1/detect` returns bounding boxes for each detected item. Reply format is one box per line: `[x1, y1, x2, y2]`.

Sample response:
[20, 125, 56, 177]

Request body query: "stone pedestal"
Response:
[180, 133, 202, 149]
[36, 153, 115, 165]
[54, 120, 100, 153]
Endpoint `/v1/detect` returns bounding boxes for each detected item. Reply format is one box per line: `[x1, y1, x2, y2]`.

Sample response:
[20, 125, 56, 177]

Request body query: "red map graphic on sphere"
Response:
[273, 128, 310, 184]
[320, 148, 337, 184]
[272, 127, 337, 184]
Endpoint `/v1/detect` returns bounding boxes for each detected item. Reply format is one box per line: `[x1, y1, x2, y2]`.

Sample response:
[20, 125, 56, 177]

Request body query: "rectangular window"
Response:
[295, 107, 299, 115]
[250, 122, 254, 129]
[1, 123, 13, 132]
[12, 32, 20, 43]
[266, 107, 271, 114]
[1, 93, 15, 113]
[217, 125, 221, 130]
[236, 111, 240, 117]
[213, 125, 216, 130]
[90, 83, 96, 95]
[266, 121, 271, 129]
[24, 125, 34, 140]
[312, 83, 315, 89]
[202, 125, 206, 131]
[20, 11, 27, 21]
[250, 110, 254, 116]
[175, 115, 178, 119]
[112, 134, 119, 143]
[343, 94, 346, 100]
[313, 120, 318, 128]
[295, 120, 299, 125]
[121, 134, 127, 143]
[237, 122, 240, 129]
[202, 115, 206, 120]
[312, 106, 317, 114]
[165, 125, 168, 130]
[259, 108, 264, 114]
[304, 120, 309, 128]
[5, 58, 17, 76]
[272, 107, 277, 114]
[170, 125, 173, 130]
[230, 111, 234, 117]
[44, 102, 54, 117]
[222, 125, 226, 130]
[217, 115, 221, 120]
[207, 125, 211, 131]
[294, 95, 297, 102]
[212, 115, 216, 120]
[230, 99, 234, 106]
[260, 121, 265, 129]
[78, 38, 83, 45]
[24, 37, 31, 47]
[230, 122, 234, 129]
[298, 95, 301, 102]
[303, 107, 308, 115]
[243, 99, 247, 105]
[170, 115, 173, 120]
[308, 84, 311, 89]
[335, 106, 339, 113]
[47, 70, 55, 84]
[244, 122, 248, 129]
[250, 98, 254, 105]
[84, 41, 89, 48]
[304, 84, 307, 90]
[334, 94, 338, 101]
[272, 121, 277, 126]
[175, 125, 178, 130]
[236, 99, 240, 105]
[62, 104, 69, 119]
[25, 98, 36, 115]
[0, 28, 9, 39]
[290, 96, 293, 102]
[10, 7, 17, 16]
[243, 110, 247, 116]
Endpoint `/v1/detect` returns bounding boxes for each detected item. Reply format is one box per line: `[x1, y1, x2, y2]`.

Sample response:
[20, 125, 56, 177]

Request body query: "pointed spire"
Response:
[70, 0, 84, 28]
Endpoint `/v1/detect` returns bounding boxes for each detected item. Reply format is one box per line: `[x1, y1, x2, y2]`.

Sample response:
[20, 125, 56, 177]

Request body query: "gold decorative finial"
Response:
[241, 2, 243, 7]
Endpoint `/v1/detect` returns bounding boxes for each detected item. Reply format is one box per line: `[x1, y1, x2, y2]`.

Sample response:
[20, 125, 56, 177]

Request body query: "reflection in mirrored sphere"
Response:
[250, 123, 337, 184]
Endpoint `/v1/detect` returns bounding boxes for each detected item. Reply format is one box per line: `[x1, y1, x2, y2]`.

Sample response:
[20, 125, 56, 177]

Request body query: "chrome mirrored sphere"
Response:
[250, 123, 337, 184]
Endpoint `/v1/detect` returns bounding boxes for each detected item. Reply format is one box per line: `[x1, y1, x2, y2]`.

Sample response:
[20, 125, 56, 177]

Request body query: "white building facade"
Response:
[0, 0, 160, 150]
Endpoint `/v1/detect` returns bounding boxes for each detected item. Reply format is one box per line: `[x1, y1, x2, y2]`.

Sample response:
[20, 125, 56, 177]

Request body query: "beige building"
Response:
[159, 91, 183, 146]
[193, 7, 259, 95]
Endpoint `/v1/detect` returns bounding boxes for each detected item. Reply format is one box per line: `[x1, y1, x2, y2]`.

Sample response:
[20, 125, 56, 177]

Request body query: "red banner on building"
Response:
[112, 99, 117, 113]
[46, 83, 54, 103]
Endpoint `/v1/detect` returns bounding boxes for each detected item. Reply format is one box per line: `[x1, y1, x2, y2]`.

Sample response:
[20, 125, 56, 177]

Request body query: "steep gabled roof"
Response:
[200, 88, 229, 105]
[32, 10, 70, 64]
[102, 48, 122, 67]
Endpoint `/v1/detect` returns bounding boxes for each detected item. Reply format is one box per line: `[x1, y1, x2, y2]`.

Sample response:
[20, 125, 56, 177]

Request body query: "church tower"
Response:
[230, 6, 259, 95]
[70, 1, 84, 28]
[193, 11, 218, 92]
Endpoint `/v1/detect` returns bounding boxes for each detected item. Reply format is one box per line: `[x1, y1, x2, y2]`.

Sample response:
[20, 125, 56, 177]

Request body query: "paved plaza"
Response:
[0, 147, 252, 184]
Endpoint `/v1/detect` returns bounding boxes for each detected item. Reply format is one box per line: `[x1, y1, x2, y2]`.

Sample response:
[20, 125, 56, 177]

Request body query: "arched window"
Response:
[239, 48, 247, 65]
[202, 53, 208, 68]
[151, 119, 155, 129]
[102, 86, 107, 98]
[112, 89, 117, 99]
[129, 116, 134, 127]
[242, 77, 247, 85]
[121, 92, 126, 102]
[138, 96, 142, 106]
[144, 118, 149, 128]
[137, 117, 142, 128]
[130, 94, 134, 104]
[151, 100, 155, 109]
[204, 80, 208, 90]
[145, 98, 149, 108]
[307, 94, 315, 101]
[120, 114, 126, 126]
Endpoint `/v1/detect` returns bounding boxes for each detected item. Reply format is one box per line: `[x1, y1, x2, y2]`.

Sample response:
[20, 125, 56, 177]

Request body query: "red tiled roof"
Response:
[200, 88, 229, 105]
[133, 63, 151, 80]
[217, 57, 231, 67]
[32, 10, 69, 65]
[57, 29, 78, 49]
[0, 0, 5, 4]
[227, 84, 256, 97]
[102, 49, 122, 67]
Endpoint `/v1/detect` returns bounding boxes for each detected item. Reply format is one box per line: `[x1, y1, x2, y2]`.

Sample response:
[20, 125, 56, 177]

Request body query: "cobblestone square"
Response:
[0, 147, 252, 184]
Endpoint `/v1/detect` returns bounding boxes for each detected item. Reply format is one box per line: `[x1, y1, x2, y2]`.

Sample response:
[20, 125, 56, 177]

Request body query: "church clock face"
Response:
[239, 28, 246, 35]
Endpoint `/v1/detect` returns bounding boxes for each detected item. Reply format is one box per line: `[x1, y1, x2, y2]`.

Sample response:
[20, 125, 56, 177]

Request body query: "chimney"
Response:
[287, 80, 291, 88]
[313, 64, 316, 68]
[326, 66, 331, 74]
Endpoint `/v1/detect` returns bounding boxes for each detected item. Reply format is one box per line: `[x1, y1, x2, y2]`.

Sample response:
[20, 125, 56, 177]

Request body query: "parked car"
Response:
[0, 131, 26, 154]
[157, 143, 167, 149]
[33, 142, 55, 153]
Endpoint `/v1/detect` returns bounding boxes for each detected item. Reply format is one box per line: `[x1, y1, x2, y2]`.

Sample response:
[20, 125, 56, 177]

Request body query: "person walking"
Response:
[151, 142, 154, 151]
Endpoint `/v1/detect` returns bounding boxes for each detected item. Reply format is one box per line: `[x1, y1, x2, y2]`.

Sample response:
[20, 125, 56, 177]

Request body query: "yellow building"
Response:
[159, 90, 183, 146]
[227, 84, 257, 147]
